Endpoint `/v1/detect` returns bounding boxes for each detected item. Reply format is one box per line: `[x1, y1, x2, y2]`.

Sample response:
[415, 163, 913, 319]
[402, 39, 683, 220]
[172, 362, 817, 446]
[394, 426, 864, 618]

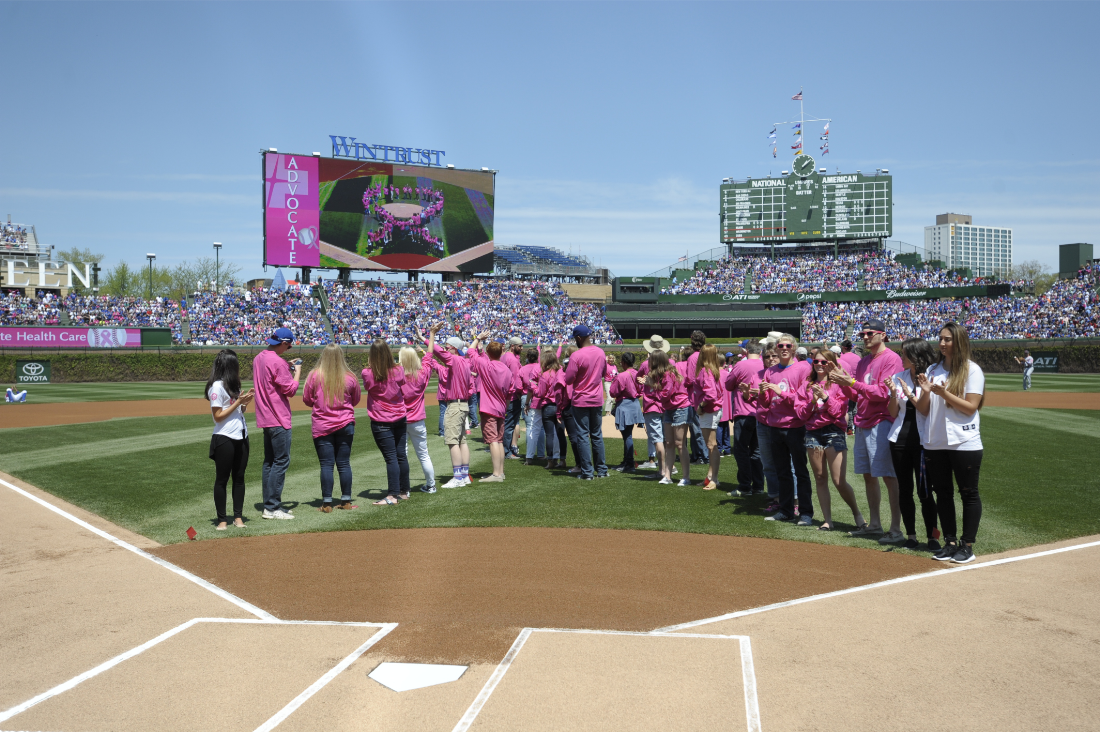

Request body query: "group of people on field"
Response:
[202, 319, 988, 563]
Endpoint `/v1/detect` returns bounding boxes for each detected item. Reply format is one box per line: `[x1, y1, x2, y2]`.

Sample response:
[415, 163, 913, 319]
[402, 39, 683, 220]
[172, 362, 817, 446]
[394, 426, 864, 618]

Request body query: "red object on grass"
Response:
[186, 526, 197, 541]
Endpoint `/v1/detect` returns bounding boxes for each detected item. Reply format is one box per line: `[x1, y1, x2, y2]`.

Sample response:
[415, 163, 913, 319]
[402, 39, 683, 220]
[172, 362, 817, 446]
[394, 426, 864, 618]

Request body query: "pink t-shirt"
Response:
[402, 353, 435, 423]
[636, 360, 662, 413]
[758, 360, 812, 428]
[302, 372, 362, 438]
[360, 366, 408, 423]
[657, 362, 691, 411]
[839, 352, 861, 375]
[724, 358, 765, 418]
[693, 367, 722, 413]
[609, 368, 640, 400]
[432, 347, 473, 401]
[469, 350, 514, 419]
[252, 349, 300, 429]
[501, 350, 522, 392]
[843, 348, 904, 428]
[794, 380, 849, 432]
[518, 362, 541, 397]
[720, 365, 734, 418]
[563, 345, 607, 408]
[532, 367, 560, 410]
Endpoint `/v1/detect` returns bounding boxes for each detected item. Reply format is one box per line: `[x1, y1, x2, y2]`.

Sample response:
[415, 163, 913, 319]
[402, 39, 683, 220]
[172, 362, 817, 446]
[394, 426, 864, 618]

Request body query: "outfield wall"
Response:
[2, 340, 1099, 382]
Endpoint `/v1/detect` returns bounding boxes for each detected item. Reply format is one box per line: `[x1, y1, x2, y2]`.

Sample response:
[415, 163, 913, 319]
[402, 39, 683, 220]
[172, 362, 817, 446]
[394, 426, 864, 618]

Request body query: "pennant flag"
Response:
[821, 148, 829, 155]
[791, 143, 802, 150]
[770, 127, 776, 135]
[795, 129, 802, 135]
[773, 147, 777, 158]
[792, 123, 801, 130]
[823, 122, 829, 132]
[792, 89, 803, 100]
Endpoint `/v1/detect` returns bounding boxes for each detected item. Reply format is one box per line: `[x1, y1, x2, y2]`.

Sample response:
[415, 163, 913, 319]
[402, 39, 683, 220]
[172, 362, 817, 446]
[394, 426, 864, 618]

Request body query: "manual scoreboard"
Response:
[720, 157, 892, 243]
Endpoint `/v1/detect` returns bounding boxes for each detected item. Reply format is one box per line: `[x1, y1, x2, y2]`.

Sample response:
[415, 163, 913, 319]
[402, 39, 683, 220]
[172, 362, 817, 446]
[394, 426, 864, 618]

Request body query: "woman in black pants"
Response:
[916, 322, 986, 564]
[885, 337, 940, 551]
[205, 350, 254, 530]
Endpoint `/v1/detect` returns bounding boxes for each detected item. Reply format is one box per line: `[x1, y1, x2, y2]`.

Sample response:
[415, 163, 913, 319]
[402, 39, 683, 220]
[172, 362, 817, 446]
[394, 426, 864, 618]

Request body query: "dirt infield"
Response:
[983, 391, 1100, 409]
[151, 528, 932, 665]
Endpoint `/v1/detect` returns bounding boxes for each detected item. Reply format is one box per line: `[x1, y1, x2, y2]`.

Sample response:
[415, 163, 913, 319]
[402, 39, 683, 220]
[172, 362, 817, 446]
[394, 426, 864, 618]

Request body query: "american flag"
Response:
[791, 89, 803, 100]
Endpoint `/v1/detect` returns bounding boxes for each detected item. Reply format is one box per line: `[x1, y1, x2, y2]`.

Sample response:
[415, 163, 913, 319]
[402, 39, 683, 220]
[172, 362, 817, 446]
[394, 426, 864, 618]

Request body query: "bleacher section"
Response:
[493, 245, 610, 282]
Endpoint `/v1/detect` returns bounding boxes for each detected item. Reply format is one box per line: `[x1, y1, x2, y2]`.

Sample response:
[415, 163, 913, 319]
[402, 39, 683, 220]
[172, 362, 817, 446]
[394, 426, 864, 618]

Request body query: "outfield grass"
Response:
[1, 404, 1096, 558]
[983, 373, 1100, 392]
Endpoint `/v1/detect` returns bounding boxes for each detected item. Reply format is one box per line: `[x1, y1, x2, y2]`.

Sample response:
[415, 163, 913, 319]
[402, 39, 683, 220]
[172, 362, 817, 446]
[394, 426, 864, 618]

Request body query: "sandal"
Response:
[817, 522, 832, 531]
[702, 480, 719, 491]
[373, 496, 398, 506]
[336, 501, 358, 510]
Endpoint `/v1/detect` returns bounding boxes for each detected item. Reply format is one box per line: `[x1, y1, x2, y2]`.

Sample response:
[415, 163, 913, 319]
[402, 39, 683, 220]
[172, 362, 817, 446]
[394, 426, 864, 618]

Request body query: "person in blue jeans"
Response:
[302, 344, 363, 512]
[561, 326, 608, 479]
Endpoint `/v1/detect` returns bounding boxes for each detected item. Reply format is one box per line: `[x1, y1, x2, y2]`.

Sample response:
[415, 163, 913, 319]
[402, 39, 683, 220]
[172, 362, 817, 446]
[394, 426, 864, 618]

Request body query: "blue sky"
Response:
[1, 1, 1096, 279]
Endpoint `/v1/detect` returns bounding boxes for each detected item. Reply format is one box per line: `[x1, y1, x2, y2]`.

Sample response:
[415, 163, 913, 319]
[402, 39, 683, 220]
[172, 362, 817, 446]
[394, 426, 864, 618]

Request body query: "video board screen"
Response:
[720, 165, 892, 244]
[262, 152, 496, 273]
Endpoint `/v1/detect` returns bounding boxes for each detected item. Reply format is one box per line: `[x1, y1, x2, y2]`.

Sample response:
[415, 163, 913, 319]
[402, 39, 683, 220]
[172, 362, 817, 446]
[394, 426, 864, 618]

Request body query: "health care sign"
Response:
[0, 327, 142, 348]
[264, 153, 320, 268]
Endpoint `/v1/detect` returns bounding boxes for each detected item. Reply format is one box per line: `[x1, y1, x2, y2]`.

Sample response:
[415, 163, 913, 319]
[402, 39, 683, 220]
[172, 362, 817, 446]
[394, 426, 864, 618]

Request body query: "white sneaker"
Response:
[267, 509, 294, 520]
[442, 477, 465, 489]
[420, 484, 437, 494]
[460, 477, 472, 486]
[672, 465, 679, 475]
[658, 477, 673, 485]
[638, 461, 657, 470]
[262, 509, 275, 519]
[677, 479, 690, 487]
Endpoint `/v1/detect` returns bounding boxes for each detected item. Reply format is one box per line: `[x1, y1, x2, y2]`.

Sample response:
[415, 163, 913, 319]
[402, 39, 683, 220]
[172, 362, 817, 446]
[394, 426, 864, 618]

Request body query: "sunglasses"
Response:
[775, 344, 794, 350]
[812, 359, 829, 365]
[859, 330, 883, 338]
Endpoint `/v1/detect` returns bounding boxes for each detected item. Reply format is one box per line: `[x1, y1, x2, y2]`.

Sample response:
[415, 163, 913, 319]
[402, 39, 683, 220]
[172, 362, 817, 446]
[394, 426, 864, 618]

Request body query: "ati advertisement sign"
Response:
[264, 153, 321, 268]
[1030, 352, 1059, 373]
[0, 327, 143, 347]
[16, 360, 50, 383]
[659, 285, 994, 305]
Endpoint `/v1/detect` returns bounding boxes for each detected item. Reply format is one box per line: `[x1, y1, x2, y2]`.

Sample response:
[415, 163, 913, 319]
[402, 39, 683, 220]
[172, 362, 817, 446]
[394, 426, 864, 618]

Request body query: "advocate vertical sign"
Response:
[263, 153, 320, 268]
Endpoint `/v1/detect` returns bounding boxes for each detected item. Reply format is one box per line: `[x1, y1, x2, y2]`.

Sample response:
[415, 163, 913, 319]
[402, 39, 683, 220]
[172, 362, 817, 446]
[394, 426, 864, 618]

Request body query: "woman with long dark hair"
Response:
[886, 337, 941, 550]
[609, 351, 644, 473]
[302, 344, 362, 512]
[205, 350, 254, 530]
[646, 349, 689, 485]
[361, 339, 409, 505]
[916, 322, 986, 564]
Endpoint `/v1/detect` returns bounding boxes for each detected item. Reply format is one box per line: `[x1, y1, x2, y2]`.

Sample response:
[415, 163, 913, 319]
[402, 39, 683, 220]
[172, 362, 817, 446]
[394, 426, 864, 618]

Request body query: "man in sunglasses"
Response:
[826, 319, 903, 537]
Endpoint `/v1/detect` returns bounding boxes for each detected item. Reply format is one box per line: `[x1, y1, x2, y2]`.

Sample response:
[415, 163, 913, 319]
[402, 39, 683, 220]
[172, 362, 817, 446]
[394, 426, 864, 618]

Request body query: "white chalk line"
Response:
[452, 628, 760, 732]
[656, 537, 1100, 633]
[0, 618, 392, 727]
[0, 476, 275, 621]
[253, 623, 397, 732]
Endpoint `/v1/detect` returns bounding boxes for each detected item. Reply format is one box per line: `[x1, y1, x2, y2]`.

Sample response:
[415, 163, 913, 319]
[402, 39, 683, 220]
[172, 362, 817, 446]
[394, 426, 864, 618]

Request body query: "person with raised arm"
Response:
[502, 336, 526, 459]
[826, 318, 903, 540]
[361, 339, 409, 505]
[253, 327, 302, 520]
[400, 344, 437, 494]
[562, 325, 609, 479]
[427, 322, 474, 487]
[468, 331, 516, 482]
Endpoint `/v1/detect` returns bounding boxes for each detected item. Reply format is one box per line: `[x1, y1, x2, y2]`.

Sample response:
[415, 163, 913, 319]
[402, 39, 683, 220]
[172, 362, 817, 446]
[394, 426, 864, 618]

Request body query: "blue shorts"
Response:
[644, 412, 664, 442]
[662, 407, 689, 427]
[853, 421, 896, 478]
[805, 427, 848, 452]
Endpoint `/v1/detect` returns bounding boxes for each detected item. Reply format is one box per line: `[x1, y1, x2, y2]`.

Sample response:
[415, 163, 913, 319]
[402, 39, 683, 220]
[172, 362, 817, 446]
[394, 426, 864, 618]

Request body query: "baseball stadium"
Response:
[4, 5, 1100, 730]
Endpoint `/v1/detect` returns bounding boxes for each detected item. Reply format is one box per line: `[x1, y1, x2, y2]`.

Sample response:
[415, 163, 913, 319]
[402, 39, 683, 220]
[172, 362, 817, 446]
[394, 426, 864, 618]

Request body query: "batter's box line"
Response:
[451, 628, 761, 732]
[654, 537, 1100, 634]
[0, 477, 274, 621]
[0, 618, 398, 732]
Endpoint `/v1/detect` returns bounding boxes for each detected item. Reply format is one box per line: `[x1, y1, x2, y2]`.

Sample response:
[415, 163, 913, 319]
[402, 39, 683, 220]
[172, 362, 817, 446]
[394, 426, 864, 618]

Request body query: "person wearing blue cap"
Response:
[562, 324, 608, 479]
[253, 326, 302, 520]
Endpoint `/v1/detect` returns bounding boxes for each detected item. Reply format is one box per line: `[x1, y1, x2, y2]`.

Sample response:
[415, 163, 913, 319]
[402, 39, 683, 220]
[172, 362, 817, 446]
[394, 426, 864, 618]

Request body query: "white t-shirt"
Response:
[209, 380, 247, 439]
[887, 370, 928, 445]
[922, 362, 984, 451]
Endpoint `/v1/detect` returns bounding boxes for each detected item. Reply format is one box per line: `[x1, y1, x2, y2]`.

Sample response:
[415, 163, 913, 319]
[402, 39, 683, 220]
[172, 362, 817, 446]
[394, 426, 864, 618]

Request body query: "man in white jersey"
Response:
[1013, 350, 1035, 391]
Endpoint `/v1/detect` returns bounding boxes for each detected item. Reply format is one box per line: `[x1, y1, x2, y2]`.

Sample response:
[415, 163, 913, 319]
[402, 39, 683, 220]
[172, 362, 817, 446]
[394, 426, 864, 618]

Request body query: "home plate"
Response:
[369, 662, 468, 692]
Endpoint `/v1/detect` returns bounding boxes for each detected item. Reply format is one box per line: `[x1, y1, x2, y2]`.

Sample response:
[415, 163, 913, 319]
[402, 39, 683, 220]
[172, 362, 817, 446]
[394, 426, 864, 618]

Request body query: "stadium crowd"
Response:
[64, 294, 182, 331]
[663, 251, 982, 295]
[188, 287, 331, 346]
[1, 223, 30, 251]
[0, 291, 65, 325]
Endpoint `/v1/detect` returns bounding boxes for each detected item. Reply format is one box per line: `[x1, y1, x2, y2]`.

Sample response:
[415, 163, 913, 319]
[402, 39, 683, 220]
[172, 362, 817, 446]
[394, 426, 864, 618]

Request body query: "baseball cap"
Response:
[829, 345, 842, 354]
[445, 337, 465, 350]
[266, 327, 294, 346]
[725, 352, 734, 358]
[508, 336, 523, 346]
[572, 324, 592, 338]
[795, 347, 808, 357]
[860, 319, 887, 334]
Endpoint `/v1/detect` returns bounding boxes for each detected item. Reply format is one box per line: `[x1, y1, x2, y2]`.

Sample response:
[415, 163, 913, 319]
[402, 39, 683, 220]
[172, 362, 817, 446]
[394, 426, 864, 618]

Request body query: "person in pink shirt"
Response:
[757, 334, 814, 525]
[717, 352, 737, 457]
[518, 349, 546, 464]
[501, 336, 525, 459]
[796, 349, 865, 532]
[253, 327, 301, 520]
[693, 344, 724, 491]
[302, 344, 362, 512]
[609, 352, 643, 472]
[603, 353, 618, 417]
[361, 339, 409, 505]
[646, 349, 690, 485]
[637, 335, 670, 473]
[561, 325, 608, 479]
[427, 323, 474, 487]
[468, 332, 516, 482]
[838, 340, 861, 435]
[827, 318, 904, 540]
[724, 342, 766, 497]
[532, 350, 567, 469]
[399, 346, 436, 494]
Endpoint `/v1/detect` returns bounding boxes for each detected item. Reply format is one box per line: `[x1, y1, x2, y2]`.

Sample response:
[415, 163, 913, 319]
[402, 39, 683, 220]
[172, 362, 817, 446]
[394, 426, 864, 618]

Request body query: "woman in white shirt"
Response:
[885, 338, 941, 551]
[205, 350, 254, 531]
[915, 323, 985, 564]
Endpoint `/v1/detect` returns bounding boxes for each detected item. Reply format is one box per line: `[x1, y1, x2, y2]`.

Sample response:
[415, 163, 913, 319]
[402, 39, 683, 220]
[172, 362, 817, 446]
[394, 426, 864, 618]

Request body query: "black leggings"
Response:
[212, 436, 249, 522]
[889, 441, 939, 539]
[925, 449, 983, 544]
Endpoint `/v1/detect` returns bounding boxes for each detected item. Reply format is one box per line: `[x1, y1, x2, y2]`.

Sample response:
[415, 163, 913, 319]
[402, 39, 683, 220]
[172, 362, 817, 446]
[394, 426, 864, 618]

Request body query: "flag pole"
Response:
[799, 87, 804, 159]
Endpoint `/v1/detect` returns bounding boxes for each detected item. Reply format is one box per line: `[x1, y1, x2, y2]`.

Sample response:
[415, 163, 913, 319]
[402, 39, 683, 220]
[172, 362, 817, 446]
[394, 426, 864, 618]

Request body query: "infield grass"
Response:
[1, 404, 1096, 559]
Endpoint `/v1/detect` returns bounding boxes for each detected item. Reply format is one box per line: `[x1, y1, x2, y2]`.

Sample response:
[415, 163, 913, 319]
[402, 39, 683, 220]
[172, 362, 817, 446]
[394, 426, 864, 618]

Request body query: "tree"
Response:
[1011, 260, 1057, 295]
[101, 261, 140, 297]
[56, 248, 106, 293]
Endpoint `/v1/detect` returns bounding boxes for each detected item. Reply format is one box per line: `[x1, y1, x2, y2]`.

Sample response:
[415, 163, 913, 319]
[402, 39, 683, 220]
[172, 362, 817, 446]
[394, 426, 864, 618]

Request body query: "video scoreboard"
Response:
[720, 158, 892, 243]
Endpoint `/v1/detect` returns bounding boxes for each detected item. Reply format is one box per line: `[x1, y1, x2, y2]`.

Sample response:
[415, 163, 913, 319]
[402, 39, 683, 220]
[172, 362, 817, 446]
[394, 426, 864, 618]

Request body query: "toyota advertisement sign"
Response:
[16, 360, 51, 384]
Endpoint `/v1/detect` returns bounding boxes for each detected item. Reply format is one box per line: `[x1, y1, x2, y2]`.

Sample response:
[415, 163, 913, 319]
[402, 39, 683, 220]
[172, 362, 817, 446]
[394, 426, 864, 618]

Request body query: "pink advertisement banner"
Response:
[265, 154, 320, 268]
[0, 327, 143, 348]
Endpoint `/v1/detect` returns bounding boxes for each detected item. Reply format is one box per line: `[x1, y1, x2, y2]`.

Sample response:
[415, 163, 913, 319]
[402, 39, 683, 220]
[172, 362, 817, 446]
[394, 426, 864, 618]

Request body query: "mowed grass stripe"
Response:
[982, 407, 1100, 440]
[984, 373, 1100, 393]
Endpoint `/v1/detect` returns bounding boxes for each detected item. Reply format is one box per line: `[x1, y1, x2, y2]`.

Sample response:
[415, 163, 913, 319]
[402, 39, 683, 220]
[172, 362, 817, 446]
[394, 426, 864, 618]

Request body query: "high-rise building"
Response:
[924, 214, 1012, 278]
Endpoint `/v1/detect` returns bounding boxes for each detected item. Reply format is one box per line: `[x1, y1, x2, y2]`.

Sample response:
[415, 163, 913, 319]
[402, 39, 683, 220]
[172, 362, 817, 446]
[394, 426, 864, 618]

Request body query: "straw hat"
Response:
[642, 334, 671, 353]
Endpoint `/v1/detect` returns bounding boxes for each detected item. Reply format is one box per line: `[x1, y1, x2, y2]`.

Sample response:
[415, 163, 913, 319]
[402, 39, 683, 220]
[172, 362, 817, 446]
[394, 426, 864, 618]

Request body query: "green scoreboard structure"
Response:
[721, 156, 892, 244]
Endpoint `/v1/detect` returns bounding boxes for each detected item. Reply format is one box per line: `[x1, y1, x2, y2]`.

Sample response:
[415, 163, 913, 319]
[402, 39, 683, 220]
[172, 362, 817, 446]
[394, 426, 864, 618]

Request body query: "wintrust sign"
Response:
[264, 153, 320, 268]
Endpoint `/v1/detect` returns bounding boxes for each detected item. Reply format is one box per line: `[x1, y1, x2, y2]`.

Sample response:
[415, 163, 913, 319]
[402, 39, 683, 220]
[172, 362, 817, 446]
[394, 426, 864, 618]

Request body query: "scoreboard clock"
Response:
[720, 158, 892, 243]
